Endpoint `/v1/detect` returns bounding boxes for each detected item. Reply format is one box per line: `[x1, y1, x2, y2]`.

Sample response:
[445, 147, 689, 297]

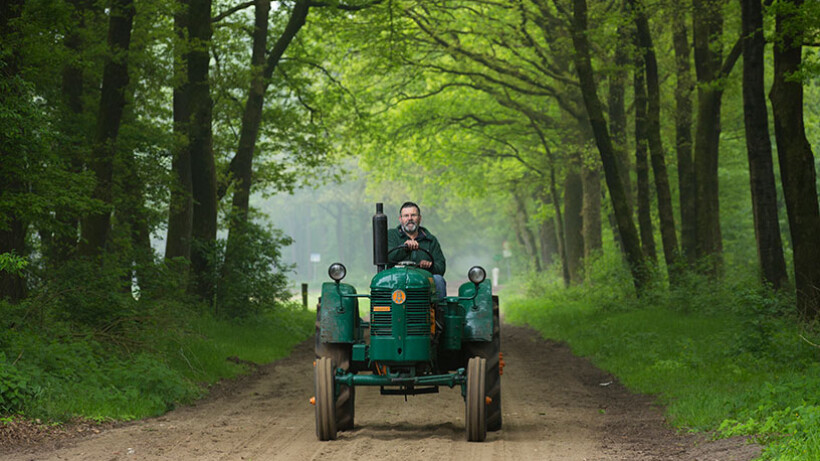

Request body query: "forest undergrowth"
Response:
[505, 253, 820, 461]
[0, 269, 314, 426]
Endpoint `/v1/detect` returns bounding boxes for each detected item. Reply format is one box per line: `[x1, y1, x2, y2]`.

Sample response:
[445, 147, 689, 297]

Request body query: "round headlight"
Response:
[467, 266, 486, 284]
[328, 263, 346, 282]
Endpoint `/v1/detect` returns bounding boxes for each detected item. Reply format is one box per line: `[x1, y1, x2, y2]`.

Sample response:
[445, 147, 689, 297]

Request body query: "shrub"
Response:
[215, 218, 293, 319]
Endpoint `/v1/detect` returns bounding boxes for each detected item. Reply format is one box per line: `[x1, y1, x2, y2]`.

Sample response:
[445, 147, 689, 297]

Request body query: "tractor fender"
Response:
[458, 280, 494, 342]
[319, 282, 359, 343]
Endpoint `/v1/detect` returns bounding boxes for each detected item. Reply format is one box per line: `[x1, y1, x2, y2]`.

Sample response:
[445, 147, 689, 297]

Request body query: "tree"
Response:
[690, 0, 742, 275]
[670, 2, 696, 264]
[633, 44, 657, 263]
[0, 0, 28, 301]
[165, 0, 193, 262]
[78, 0, 135, 259]
[222, 0, 311, 291]
[769, 0, 820, 319]
[571, 0, 646, 291]
[632, 0, 680, 279]
[563, 167, 584, 282]
[740, 0, 788, 290]
[188, 0, 218, 300]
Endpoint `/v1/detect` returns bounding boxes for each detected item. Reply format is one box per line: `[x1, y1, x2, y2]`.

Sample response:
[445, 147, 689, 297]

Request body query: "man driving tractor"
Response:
[386, 201, 447, 300]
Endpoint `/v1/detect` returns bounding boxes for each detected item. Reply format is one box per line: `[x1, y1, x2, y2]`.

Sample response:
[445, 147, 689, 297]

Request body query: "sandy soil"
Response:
[2, 323, 762, 461]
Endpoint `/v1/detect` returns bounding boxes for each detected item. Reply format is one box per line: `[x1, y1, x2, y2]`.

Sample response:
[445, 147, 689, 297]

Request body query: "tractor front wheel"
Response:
[466, 356, 487, 442]
[314, 357, 337, 441]
[464, 296, 502, 432]
[315, 304, 356, 431]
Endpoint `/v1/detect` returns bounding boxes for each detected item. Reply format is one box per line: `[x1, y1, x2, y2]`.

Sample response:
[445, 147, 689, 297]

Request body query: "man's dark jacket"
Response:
[387, 225, 446, 276]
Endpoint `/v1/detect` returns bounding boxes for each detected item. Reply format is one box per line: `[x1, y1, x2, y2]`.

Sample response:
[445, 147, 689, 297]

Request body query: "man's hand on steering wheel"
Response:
[387, 243, 435, 270]
[403, 241, 432, 269]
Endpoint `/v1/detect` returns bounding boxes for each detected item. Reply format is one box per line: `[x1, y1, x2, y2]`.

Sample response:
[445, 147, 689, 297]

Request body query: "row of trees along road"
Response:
[1, 0, 819, 320]
[1, 0, 382, 318]
[324, 1, 818, 318]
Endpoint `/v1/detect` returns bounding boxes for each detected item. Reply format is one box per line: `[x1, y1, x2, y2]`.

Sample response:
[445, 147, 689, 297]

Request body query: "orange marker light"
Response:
[485, 396, 493, 405]
[310, 397, 316, 405]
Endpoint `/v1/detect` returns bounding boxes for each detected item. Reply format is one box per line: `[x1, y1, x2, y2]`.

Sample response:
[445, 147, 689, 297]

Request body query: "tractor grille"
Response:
[370, 287, 432, 337]
[406, 287, 431, 336]
[370, 288, 392, 336]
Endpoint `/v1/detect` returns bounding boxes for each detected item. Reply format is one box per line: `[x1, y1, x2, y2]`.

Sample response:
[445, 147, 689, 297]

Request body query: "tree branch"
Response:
[212, 1, 254, 23]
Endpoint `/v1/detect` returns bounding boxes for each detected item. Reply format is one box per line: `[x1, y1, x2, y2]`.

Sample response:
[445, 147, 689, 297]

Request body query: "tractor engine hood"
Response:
[368, 266, 436, 363]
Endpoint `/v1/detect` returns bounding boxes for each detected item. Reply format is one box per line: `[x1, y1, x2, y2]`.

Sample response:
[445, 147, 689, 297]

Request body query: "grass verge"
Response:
[1, 304, 314, 423]
[504, 261, 820, 460]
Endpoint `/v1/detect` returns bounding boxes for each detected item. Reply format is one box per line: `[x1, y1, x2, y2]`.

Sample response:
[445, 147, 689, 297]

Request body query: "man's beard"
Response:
[402, 221, 417, 234]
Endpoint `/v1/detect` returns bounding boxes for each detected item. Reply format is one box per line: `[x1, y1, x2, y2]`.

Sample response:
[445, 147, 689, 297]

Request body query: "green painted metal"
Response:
[335, 368, 467, 389]
[443, 302, 465, 350]
[319, 282, 359, 343]
[459, 280, 493, 341]
[368, 266, 436, 363]
[352, 343, 367, 362]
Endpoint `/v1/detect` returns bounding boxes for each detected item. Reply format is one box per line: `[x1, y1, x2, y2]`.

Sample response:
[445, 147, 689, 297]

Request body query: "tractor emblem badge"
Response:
[392, 289, 406, 304]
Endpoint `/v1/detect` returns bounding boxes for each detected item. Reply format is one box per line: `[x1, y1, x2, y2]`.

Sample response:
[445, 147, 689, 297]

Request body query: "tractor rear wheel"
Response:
[314, 303, 356, 431]
[466, 356, 487, 442]
[314, 357, 337, 441]
[464, 296, 502, 431]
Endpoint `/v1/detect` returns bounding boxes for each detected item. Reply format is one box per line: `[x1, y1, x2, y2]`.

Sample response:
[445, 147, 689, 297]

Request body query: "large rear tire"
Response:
[464, 296, 502, 431]
[315, 357, 337, 441]
[315, 303, 356, 431]
[466, 356, 487, 442]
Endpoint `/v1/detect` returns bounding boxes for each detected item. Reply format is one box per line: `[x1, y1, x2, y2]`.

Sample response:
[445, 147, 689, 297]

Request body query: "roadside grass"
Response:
[167, 305, 314, 384]
[504, 258, 820, 460]
[0, 303, 314, 423]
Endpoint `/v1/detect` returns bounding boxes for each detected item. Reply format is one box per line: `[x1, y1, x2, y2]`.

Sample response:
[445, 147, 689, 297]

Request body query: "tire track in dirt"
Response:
[2, 323, 760, 461]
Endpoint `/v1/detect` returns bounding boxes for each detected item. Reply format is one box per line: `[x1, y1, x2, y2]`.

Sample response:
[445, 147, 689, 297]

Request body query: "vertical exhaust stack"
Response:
[373, 203, 388, 272]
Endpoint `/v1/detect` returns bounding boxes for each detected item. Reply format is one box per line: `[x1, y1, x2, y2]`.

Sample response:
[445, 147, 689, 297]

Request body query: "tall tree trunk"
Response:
[532, 123, 570, 285]
[512, 190, 542, 272]
[0, 0, 28, 301]
[52, 0, 91, 264]
[564, 169, 584, 283]
[538, 213, 558, 268]
[165, 0, 193, 261]
[571, 0, 646, 291]
[691, 0, 724, 275]
[225, 0, 309, 217]
[769, 0, 820, 319]
[188, 0, 217, 300]
[634, 49, 657, 263]
[222, 0, 272, 288]
[221, 0, 310, 294]
[671, 0, 696, 265]
[582, 159, 602, 258]
[740, 0, 788, 290]
[550, 166, 570, 285]
[78, 0, 135, 258]
[608, 2, 631, 217]
[633, 0, 680, 278]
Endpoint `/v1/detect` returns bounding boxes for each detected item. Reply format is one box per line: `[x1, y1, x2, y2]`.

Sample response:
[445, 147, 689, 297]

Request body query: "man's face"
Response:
[400, 206, 421, 234]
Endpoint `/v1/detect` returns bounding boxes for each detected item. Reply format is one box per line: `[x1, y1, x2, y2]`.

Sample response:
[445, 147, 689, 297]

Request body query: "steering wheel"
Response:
[387, 245, 435, 269]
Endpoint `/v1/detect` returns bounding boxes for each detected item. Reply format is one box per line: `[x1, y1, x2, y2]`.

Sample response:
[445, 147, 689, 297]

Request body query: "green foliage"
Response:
[214, 218, 294, 319]
[0, 353, 36, 414]
[0, 253, 28, 275]
[0, 293, 313, 422]
[505, 259, 820, 457]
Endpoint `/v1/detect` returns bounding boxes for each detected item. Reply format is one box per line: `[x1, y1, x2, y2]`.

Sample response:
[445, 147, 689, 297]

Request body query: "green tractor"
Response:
[312, 203, 502, 442]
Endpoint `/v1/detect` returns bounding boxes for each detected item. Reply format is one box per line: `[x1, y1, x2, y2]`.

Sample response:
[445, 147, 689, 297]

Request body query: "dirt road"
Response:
[3, 324, 761, 461]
